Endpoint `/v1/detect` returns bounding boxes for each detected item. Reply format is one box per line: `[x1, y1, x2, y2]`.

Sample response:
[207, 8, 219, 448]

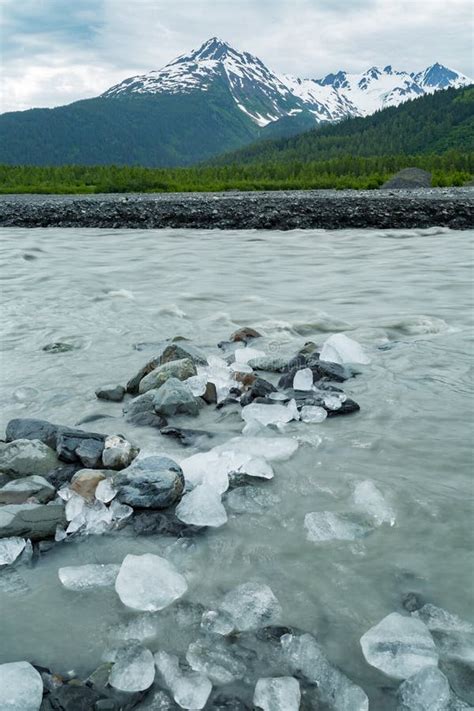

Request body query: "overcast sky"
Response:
[1, 0, 472, 113]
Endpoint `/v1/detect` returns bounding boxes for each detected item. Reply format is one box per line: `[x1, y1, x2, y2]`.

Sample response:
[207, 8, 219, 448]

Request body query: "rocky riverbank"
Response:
[0, 188, 473, 230]
[1, 328, 472, 710]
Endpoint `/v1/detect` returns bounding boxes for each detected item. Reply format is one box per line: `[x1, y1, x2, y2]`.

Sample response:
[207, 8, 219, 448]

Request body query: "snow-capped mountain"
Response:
[103, 37, 471, 127]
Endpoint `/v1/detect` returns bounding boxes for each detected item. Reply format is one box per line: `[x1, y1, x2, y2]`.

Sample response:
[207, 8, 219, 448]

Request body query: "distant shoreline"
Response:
[0, 188, 473, 230]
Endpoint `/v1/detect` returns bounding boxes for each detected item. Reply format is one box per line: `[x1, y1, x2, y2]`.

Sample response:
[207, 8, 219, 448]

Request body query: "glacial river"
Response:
[0, 227, 473, 708]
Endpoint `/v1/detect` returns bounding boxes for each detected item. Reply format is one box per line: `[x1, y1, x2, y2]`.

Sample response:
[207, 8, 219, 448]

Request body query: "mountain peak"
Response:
[189, 37, 234, 61]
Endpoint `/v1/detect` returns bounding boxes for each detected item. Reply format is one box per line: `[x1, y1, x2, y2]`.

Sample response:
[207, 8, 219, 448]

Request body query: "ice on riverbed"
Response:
[322, 392, 347, 411]
[397, 666, 450, 711]
[176, 484, 227, 528]
[360, 612, 438, 680]
[202, 355, 234, 402]
[58, 563, 120, 591]
[300, 405, 327, 423]
[215, 436, 298, 462]
[0, 661, 43, 711]
[208, 582, 282, 634]
[305, 511, 370, 542]
[242, 400, 299, 427]
[235, 346, 266, 365]
[115, 553, 188, 612]
[108, 613, 162, 644]
[281, 632, 369, 711]
[109, 641, 155, 692]
[185, 374, 208, 397]
[60, 486, 130, 536]
[253, 677, 301, 711]
[320, 333, 371, 365]
[186, 636, 248, 685]
[155, 650, 212, 710]
[0, 536, 27, 566]
[95, 478, 117, 503]
[226, 485, 280, 514]
[412, 604, 474, 634]
[293, 367, 314, 391]
[353, 480, 396, 526]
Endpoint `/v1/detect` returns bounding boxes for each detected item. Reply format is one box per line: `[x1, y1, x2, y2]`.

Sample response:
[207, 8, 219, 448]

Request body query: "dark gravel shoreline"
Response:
[0, 188, 473, 230]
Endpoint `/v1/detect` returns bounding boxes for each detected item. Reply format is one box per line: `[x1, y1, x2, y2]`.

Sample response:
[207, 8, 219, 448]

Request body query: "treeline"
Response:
[0, 152, 472, 193]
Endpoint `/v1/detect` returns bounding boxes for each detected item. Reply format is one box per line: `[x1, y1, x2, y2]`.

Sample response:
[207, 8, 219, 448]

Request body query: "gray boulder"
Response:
[113, 456, 184, 509]
[95, 385, 125, 402]
[160, 342, 207, 366]
[5, 418, 59, 448]
[0, 503, 65, 540]
[152, 378, 199, 417]
[0, 475, 55, 504]
[381, 168, 432, 189]
[123, 392, 168, 429]
[138, 358, 197, 394]
[0, 439, 59, 478]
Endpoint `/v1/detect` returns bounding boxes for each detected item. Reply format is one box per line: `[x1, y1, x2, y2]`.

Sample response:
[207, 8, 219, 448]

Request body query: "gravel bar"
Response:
[0, 188, 473, 230]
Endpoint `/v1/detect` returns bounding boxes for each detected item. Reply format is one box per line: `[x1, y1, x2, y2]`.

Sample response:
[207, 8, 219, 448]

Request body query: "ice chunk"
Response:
[186, 637, 248, 685]
[305, 511, 370, 542]
[109, 613, 162, 644]
[353, 480, 396, 526]
[176, 484, 227, 528]
[293, 368, 314, 391]
[226, 486, 280, 514]
[0, 536, 26, 566]
[412, 604, 474, 634]
[95, 478, 117, 503]
[253, 676, 301, 711]
[323, 392, 347, 411]
[180, 451, 229, 493]
[0, 661, 43, 711]
[58, 563, 120, 591]
[242, 402, 297, 427]
[360, 612, 438, 680]
[320, 333, 371, 365]
[155, 651, 212, 710]
[300, 405, 327, 423]
[115, 553, 188, 612]
[109, 641, 155, 692]
[397, 666, 450, 711]
[0, 567, 30, 596]
[185, 374, 208, 397]
[216, 436, 298, 461]
[218, 582, 282, 632]
[281, 632, 369, 711]
[201, 609, 235, 636]
[235, 347, 266, 365]
[109, 499, 133, 524]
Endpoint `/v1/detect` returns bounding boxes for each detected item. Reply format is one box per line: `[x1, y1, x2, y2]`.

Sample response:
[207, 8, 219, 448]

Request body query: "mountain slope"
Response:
[212, 86, 474, 165]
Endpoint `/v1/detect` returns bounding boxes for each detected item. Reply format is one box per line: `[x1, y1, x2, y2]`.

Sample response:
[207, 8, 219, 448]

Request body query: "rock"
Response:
[0, 536, 27, 565]
[360, 612, 438, 680]
[5, 418, 59, 448]
[281, 632, 369, 711]
[240, 377, 277, 406]
[131, 510, 203, 538]
[160, 426, 213, 447]
[154, 651, 212, 710]
[102, 434, 138, 469]
[70, 469, 107, 501]
[176, 484, 227, 528]
[186, 637, 249, 685]
[127, 353, 165, 394]
[0, 438, 59, 478]
[123, 391, 168, 428]
[42, 342, 77, 353]
[152, 378, 199, 417]
[43, 463, 80, 490]
[0, 475, 55, 504]
[381, 168, 432, 189]
[115, 553, 188, 611]
[325, 397, 360, 416]
[45, 684, 102, 711]
[114, 456, 184, 509]
[304, 511, 371, 542]
[109, 642, 155, 693]
[397, 666, 450, 710]
[440, 659, 474, 705]
[161, 342, 207, 366]
[58, 563, 120, 591]
[0, 661, 43, 711]
[412, 604, 474, 634]
[253, 677, 301, 711]
[139, 358, 197, 394]
[202, 381, 218, 404]
[56, 429, 105, 467]
[230, 327, 262, 343]
[0, 503, 65, 540]
[247, 356, 288, 372]
[217, 582, 282, 633]
[95, 384, 125, 402]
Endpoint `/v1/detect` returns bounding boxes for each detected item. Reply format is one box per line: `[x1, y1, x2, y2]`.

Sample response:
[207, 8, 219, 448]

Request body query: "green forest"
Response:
[0, 86, 472, 193]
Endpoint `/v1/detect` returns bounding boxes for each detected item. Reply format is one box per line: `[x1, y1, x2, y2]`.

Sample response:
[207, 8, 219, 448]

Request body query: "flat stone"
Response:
[0, 475, 55, 504]
[139, 358, 197, 394]
[0, 438, 59, 478]
[95, 385, 125, 402]
[0, 503, 66, 540]
[114, 455, 184, 509]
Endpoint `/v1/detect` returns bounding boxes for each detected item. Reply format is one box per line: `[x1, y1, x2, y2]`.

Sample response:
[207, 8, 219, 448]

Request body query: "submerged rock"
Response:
[114, 455, 184, 509]
[115, 553, 188, 611]
[186, 637, 250, 685]
[216, 582, 282, 633]
[0, 438, 59, 478]
[155, 650, 212, 710]
[360, 612, 438, 680]
[138, 358, 197, 394]
[95, 384, 125, 402]
[0, 661, 43, 711]
[230, 326, 262, 343]
[253, 676, 301, 711]
[109, 642, 155, 693]
[0, 503, 65, 540]
[42, 341, 77, 353]
[0, 475, 55, 504]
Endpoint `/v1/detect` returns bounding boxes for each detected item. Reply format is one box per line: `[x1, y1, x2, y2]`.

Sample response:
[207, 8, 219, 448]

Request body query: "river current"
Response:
[0, 227, 473, 708]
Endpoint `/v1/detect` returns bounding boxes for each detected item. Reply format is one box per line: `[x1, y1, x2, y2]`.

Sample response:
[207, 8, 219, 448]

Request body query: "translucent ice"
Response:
[300, 405, 327, 423]
[109, 641, 155, 692]
[0, 661, 43, 711]
[242, 402, 297, 427]
[201, 609, 235, 636]
[215, 436, 298, 462]
[58, 563, 120, 591]
[0, 536, 27, 566]
[320, 333, 371, 365]
[226, 486, 280, 514]
[353, 480, 396, 526]
[155, 650, 212, 710]
[218, 581, 282, 632]
[360, 612, 438, 680]
[108, 613, 162, 644]
[293, 368, 314, 391]
[235, 347, 266, 365]
[175, 484, 227, 528]
[397, 666, 450, 711]
[115, 554, 188, 612]
[185, 374, 208, 397]
[186, 637, 248, 685]
[305, 511, 370, 542]
[253, 676, 301, 711]
[323, 392, 347, 411]
[281, 633, 369, 711]
[95, 478, 117, 503]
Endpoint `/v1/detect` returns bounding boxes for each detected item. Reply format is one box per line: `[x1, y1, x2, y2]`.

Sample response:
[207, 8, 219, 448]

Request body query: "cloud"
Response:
[1, 0, 472, 112]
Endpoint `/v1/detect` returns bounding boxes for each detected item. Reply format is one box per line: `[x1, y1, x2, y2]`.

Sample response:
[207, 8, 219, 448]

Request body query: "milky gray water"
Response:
[0, 227, 473, 708]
